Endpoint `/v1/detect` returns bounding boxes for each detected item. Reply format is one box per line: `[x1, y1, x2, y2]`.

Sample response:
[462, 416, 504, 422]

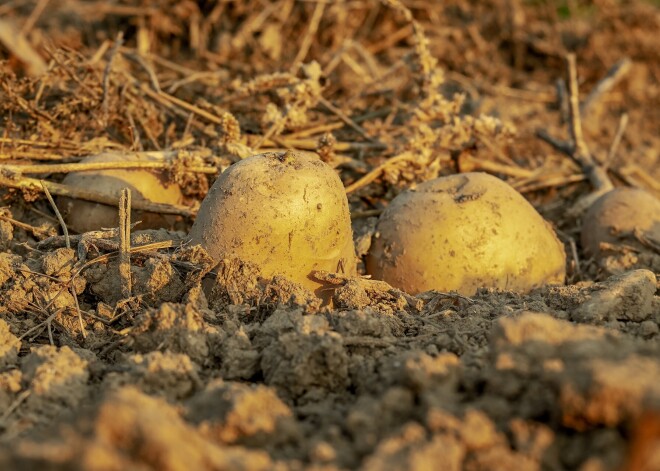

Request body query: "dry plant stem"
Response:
[0, 137, 79, 149]
[35, 224, 139, 250]
[102, 32, 124, 124]
[138, 82, 225, 125]
[514, 174, 586, 193]
[536, 129, 573, 155]
[40, 180, 70, 249]
[555, 78, 570, 123]
[318, 96, 376, 142]
[0, 214, 51, 237]
[254, 115, 290, 151]
[570, 238, 581, 277]
[345, 151, 414, 194]
[538, 55, 615, 195]
[566, 56, 591, 167]
[20, 0, 51, 35]
[460, 152, 539, 178]
[119, 188, 132, 299]
[44, 46, 97, 99]
[265, 136, 384, 152]
[508, 0, 526, 70]
[618, 164, 660, 192]
[18, 307, 61, 342]
[0, 151, 80, 161]
[581, 58, 632, 115]
[606, 113, 629, 167]
[0, 173, 195, 217]
[70, 284, 86, 339]
[285, 121, 344, 139]
[366, 24, 413, 54]
[1, 160, 217, 175]
[459, 155, 535, 178]
[566, 54, 614, 193]
[123, 51, 161, 92]
[290, 0, 326, 73]
[0, 390, 31, 427]
[0, 19, 47, 76]
[88, 39, 111, 65]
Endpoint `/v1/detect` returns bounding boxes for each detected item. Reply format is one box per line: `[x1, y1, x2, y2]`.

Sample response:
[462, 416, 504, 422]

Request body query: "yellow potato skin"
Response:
[188, 151, 357, 298]
[60, 152, 184, 233]
[581, 187, 660, 258]
[58, 152, 183, 233]
[366, 172, 566, 295]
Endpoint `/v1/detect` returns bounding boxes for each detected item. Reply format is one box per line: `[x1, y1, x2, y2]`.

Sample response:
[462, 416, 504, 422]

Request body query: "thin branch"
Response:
[0, 19, 47, 76]
[537, 55, 614, 194]
[290, 0, 326, 73]
[0, 213, 52, 237]
[605, 113, 629, 168]
[119, 188, 132, 299]
[20, 0, 51, 36]
[318, 96, 377, 142]
[40, 180, 70, 249]
[566, 54, 591, 166]
[102, 31, 124, 125]
[345, 151, 414, 194]
[581, 58, 632, 115]
[1, 159, 217, 175]
[536, 129, 574, 155]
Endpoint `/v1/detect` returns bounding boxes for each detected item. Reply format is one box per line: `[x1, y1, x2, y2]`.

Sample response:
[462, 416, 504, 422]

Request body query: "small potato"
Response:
[366, 172, 566, 295]
[188, 151, 357, 299]
[60, 152, 184, 233]
[581, 187, 660, 272]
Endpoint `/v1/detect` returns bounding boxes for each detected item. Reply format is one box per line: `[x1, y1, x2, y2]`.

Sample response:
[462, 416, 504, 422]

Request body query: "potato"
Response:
[581, 187, 660, 272]
[60, 152, 184, 233]
[366, 172, 566, 295]
[188, 151, 357, 299]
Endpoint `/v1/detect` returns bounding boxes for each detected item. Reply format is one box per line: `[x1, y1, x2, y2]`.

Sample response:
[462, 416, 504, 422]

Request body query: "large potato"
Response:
[188, 151, 357, 298]
[581, 187, 660, 273]
[366, 172, 566, 295]
[60, 152, 184, 233]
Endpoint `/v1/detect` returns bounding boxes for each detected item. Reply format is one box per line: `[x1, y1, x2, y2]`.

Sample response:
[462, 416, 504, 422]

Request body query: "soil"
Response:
[0, 1, 659, 470]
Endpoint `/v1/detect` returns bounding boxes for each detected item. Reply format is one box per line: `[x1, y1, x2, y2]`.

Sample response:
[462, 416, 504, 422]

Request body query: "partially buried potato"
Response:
[60, 152, 184, 233]
[366, 172, 566, 295]
[581, 187, 660, 273]
[188, 150, 357, 299]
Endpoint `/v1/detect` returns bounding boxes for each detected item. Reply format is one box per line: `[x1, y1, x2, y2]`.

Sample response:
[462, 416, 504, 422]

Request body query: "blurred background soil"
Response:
[0, 1, 658, 470]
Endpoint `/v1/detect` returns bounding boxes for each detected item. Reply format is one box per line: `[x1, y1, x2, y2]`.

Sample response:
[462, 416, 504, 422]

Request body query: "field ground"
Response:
[0, 1, 658, 470]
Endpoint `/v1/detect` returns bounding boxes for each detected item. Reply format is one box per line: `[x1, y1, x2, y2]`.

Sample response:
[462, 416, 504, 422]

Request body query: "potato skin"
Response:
[188, 151, 357, 297]
[366, 172, 566, 295]
[60, 152, 184, 233]
[581, 188, 660, 259]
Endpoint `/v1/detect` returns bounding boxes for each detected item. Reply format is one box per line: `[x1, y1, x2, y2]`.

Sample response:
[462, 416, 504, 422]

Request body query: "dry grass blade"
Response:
[0, 19, 47, 76]
[119, 188, 132, 299]
[289, 0, 326, 73]
[102, 32, 125, 125]
[1, 160, 217, 175]
[40, 180, 70, 249]
[345, 151, 414, 194]
[581, 57, 632, 116]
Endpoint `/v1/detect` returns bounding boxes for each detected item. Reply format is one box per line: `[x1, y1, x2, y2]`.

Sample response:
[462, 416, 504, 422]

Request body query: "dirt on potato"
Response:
[0, 1, 659, 471]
